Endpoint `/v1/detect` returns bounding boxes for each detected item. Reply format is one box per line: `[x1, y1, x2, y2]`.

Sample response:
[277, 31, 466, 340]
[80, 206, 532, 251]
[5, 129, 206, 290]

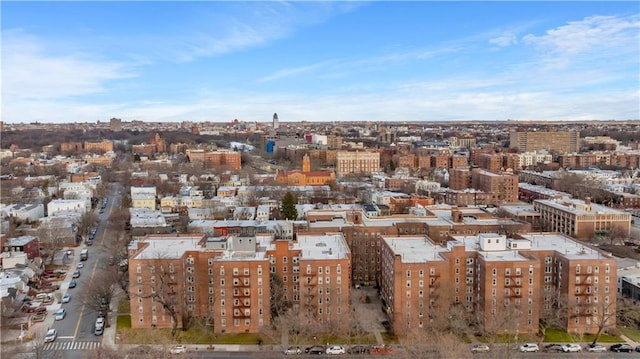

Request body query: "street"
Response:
[39, 184, 121, 356]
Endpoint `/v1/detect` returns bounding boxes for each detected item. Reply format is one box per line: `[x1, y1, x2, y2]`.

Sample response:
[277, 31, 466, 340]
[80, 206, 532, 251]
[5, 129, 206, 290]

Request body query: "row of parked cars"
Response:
[284, 344, 393, 355]
[517, 342, 640, 353]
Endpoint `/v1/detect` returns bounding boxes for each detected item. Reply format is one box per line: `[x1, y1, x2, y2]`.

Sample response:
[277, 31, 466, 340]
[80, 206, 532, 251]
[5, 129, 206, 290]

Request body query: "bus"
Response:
[80, 249, 89, 261]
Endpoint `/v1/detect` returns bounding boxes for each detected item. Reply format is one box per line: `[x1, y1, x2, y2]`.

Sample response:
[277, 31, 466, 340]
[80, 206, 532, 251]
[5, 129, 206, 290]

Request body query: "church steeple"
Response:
[302, 154, 310, 172]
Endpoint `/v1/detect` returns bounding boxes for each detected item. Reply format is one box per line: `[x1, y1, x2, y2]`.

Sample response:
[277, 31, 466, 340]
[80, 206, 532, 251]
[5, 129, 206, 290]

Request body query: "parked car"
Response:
[561, 343, 581, 352]
[94, 326, 104, 336]
[636, 345, 640, 352]
[77, 262, 84, 269]
[586, 344, 606, 352]
[44, 329, 57, 343]
[69, 280, 77, 288]
[326, 345, 346, 355]
[519, 343, 539, 352]
[95, 316, 105, 328]
[348, 345, 370, 354]
[32, 313, 46, 322]
[610, 343, 634, 352]
[62, 293, 71, 303]
[284, 346, 302, 355]
[370, 345, 393, 355]
[471, 344, 490, 353]
[305, 346, 325, 355]
[54, 308, 66, 320]
[543, 344, 563, 352]
[169, 345, 187, 354]
[72, 271, 80, 278]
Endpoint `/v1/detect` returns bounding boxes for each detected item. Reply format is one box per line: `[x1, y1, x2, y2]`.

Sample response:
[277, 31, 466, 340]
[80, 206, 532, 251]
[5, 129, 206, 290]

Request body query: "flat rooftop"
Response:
[133, 235, 204, 259]
[382, 236, 446, 263]
[294, 233, 350, 260]
[517, 233, 612, 260]
[535, 198, 631, 216]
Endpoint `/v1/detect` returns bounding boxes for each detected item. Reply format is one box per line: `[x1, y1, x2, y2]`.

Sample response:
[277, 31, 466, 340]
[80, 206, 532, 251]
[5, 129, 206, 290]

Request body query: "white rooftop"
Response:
[294, 233, 350, 260]
[133, 235, 204, 259]
[382, 236, 446, 263]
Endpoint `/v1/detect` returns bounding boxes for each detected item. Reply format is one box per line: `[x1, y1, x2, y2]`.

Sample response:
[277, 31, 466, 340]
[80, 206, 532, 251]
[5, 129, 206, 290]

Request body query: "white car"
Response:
[95, 316, 105, 328]
[561, 343, 581, 352]
[519, 343, 539, 352]
[586, 344, 606, 352]
[77, 262, 84, 269]
[169, 345, 187, 354]
[326, 345, 346, 355]
[284, 346, 302, 355]
[471, 344, 490, 353]
[62, 293, 71, 303]
[44, 329, 57, 343]
[55, 308, 66, 320]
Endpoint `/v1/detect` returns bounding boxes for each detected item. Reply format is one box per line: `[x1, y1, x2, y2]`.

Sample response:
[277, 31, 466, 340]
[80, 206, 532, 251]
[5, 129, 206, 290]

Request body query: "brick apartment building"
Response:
[129, 232, 350, 334]
[533, 197, 631, 240]
[186, 149, 242, 171]
[379, 232, 616, 336]
[447, 168, 518, 206]
[509, 130, 580, 154]
[335, 150, 380, 178]
[83, 140, 114, 153]
[305, 207, 531, 288]
[267, 233, 351, 329]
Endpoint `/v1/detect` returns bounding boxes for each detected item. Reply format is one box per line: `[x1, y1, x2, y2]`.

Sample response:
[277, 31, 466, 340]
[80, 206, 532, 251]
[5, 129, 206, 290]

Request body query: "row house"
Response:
[2, 204, 45, 222]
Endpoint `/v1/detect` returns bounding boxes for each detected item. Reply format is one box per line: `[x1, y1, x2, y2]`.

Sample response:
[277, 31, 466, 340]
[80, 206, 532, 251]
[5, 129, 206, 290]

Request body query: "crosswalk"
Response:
[44, 341, 101, 351]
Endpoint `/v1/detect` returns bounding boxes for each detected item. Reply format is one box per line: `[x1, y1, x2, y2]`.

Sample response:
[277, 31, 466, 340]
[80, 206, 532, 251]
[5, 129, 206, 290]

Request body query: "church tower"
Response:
[302, 154, 310, 172]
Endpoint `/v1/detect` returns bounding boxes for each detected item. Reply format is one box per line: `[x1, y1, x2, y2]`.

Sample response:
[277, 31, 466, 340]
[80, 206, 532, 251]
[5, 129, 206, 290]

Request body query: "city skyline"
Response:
[2, 1, 639, 124]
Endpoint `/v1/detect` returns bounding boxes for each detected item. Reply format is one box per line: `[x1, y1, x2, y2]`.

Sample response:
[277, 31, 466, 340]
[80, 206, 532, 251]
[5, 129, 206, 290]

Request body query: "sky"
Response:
[2, 1, 639, 124]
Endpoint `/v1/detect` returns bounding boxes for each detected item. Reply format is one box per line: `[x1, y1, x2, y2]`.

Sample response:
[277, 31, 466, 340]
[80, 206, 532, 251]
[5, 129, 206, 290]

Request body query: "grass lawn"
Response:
[543, 328, 620, 343]
[620, 327, 640, 342]
[117, 315, 131, 329]
[117, 297, 130, 314]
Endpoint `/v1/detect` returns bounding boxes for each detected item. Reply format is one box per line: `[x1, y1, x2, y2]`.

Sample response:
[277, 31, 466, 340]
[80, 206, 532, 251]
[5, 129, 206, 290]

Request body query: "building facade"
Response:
[336, 151, 380, 178]
[378, 232, 616, 336]
[533, 197, 631, 240]
[509, 130, 580, 154]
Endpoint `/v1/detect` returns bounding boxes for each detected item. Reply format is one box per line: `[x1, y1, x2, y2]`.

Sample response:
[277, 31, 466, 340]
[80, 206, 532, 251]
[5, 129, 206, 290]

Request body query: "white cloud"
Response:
[1, 29, 135, 101]
[489, 33, 518, 47]
[522, 15, 639, 58]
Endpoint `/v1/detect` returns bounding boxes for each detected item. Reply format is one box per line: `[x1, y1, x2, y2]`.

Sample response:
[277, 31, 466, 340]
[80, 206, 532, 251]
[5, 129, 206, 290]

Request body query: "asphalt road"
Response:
[44, 184, 121, 356]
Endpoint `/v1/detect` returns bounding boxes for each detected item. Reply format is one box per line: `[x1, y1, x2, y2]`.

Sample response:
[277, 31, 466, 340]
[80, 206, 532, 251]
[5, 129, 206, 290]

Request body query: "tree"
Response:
[132, 256, 184, 337]
[76, 211, 98, 243]
[83, 266, 121, 327]
[281, 192, 298, 220]
[589, 295, 618, 345]
[270, 273, 292, 320]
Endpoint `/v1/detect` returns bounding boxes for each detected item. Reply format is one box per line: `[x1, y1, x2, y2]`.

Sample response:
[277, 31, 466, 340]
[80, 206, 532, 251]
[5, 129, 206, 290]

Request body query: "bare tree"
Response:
[83, 266, 120, 326]
[132, 255, 184, 337]
[76, 211, 99, 243]
[538, 289, 570, 344]
[588, 295, 618, 345]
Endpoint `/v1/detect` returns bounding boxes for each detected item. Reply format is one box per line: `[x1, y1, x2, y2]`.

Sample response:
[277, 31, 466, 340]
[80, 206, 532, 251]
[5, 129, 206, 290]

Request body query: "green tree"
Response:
[281, 192, 298, 220]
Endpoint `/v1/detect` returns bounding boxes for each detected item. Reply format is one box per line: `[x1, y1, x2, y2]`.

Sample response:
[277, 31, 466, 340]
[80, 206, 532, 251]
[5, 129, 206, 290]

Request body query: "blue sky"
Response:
[2, 1, 639, 123]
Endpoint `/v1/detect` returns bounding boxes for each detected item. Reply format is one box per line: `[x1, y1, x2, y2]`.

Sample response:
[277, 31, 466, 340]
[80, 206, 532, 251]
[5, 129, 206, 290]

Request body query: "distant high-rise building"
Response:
[272, 112, 279, 130]
[109, 117, 122, 131]
[509, 130, 579, 154]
